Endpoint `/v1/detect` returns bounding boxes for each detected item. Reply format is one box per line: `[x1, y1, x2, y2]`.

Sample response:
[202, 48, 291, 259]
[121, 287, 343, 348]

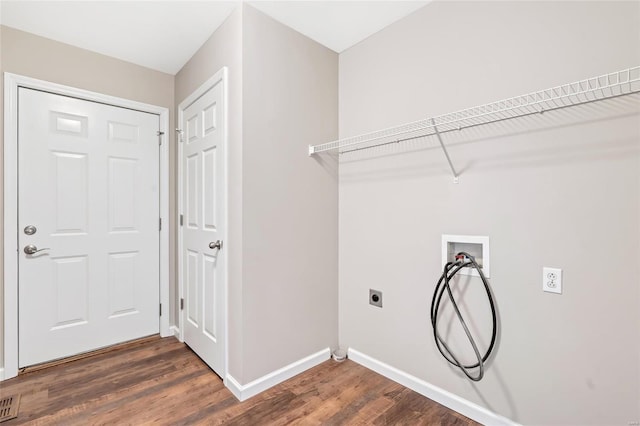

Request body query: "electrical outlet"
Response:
[369, 289, 382, 308]
[543, 267, 562, 294]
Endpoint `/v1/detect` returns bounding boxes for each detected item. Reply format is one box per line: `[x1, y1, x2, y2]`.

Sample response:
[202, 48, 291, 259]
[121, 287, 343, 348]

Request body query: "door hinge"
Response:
[159, 218, 162, 231]
[180, 298, 184, 310]
[175, 128, 184, 143]
[180, 214, 183, 226]
[159, 303, 162, 316]
[157, 131, 165, 145]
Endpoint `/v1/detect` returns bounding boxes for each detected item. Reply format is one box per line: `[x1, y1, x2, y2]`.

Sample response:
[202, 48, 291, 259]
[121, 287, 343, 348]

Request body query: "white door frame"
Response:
[2, 73, 171, 380]
[177, 67, 229, 379]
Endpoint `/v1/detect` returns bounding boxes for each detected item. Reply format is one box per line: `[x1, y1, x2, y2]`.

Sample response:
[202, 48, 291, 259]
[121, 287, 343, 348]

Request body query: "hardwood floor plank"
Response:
[0, 336, 480, 425]
[327, 369, 391, 418]
[37, 368, 209, 425]
[347, 395, 398, 425]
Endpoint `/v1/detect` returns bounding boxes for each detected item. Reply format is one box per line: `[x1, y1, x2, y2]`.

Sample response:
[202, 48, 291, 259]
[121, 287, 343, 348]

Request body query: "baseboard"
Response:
[225, 347, 331, 401]
[0, 368, 4, 381]
[224, 375, 244, 401]
[348, 348, 518, 426]
[169, 325, 180, 339]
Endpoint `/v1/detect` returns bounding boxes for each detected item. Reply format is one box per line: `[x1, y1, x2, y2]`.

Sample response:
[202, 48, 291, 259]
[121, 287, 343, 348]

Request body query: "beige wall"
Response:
[0, 25, 175, 370]
[2, 3, 339, 386]
[241, 5, 338, 383]
[174, 6, 245, 379]
[9, 4, 631, 421]
[175, 5, 338, 384]
[338, 1, 640, 425]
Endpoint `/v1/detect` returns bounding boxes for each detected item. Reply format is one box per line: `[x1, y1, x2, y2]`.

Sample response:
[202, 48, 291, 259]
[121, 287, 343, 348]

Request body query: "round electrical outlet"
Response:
[369, 289, 382, 307]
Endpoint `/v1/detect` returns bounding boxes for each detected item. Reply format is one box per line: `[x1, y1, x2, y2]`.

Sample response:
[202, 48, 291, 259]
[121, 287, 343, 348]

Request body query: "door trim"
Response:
[177, 67, 229, 379]
[3, 72, 171, 380]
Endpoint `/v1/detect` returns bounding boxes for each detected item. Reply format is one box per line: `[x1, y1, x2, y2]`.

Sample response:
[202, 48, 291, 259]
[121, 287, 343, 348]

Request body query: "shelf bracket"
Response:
[431, 119, 459, 183]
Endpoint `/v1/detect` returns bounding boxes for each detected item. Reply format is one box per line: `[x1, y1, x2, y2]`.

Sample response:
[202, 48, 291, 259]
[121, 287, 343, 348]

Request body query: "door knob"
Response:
[209, 240, 223, 250]
[24, 244, 49, 255]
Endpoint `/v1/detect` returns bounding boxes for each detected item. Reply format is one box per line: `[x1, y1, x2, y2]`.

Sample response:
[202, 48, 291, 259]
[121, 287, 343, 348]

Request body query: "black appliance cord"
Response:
[430, 252, 497, 381]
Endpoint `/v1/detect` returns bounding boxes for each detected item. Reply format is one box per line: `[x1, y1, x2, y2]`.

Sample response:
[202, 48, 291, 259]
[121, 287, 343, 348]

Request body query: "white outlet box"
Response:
[543, 267, 562, 294]
[442, 235, 490, 278]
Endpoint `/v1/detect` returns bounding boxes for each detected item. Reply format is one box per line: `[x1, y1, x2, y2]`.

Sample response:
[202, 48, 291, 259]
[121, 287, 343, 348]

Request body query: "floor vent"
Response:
[0, 394, 21, 423]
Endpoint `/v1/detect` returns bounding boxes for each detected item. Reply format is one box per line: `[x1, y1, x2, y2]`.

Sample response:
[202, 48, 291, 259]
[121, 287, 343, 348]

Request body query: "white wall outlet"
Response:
[543, 267, 562, 294]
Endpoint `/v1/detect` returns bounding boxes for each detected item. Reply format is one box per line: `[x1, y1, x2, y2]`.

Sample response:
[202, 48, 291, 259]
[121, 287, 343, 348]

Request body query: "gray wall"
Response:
[0, 25, 175, 371]
[174, 6, 245, 379]
[1, 4, 339, 386]
[7, 4, 635, 422]
[338, 1, 640, 425]
[175, 5, 339, 384]
[241, 5, 338, 383]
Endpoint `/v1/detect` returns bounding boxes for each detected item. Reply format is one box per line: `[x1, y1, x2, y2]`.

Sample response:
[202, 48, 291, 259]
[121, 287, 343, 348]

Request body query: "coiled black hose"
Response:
[430, 252, 497, 381]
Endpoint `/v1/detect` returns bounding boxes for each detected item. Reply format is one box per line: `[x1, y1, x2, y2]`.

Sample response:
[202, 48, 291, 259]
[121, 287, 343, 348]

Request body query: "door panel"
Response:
[108, 251, 138, 317]
[108, 158, 138, 231]
[187, 250, 200, 327]
[203, 147, 217, 229]
[181, 77, 226, 377]
[203, 253, 217, 341]
[52, 152, 88, 233]
[52, 256, 88, 329]
[18, 88, 160, 367]
[187, 154, 199, 227]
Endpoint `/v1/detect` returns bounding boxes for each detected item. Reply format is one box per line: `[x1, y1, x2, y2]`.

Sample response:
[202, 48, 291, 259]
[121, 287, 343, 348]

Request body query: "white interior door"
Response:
[18, 87, 160, 367]
[180, 72, 226, 377]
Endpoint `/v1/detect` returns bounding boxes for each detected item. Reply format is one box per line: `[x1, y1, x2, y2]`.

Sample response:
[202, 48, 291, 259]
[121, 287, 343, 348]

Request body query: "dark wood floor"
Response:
[0, 336, 478, 425]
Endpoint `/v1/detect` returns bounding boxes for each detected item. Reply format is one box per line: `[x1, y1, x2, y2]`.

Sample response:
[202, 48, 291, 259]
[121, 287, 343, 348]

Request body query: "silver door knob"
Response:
[24, 244, 49, 255]
[209, 240, 223, 250]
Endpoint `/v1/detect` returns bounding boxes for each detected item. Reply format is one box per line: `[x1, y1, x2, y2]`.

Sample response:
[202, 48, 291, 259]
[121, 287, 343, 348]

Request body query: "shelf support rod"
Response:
[431, 118, 459, 183]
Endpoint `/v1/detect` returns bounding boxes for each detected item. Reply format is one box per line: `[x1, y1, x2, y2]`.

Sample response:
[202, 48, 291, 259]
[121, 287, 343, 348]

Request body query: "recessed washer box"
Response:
[442, 235, 490, 278]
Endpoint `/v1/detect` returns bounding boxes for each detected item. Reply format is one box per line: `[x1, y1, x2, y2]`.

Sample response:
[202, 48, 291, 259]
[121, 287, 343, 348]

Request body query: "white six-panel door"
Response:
[180, 72, 226, 377]
[18, 88, 160, 367]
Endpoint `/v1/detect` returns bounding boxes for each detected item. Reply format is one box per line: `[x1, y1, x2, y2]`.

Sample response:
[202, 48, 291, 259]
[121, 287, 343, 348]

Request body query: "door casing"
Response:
[177, 67, 229, 382]
[2, 73, 171, 380]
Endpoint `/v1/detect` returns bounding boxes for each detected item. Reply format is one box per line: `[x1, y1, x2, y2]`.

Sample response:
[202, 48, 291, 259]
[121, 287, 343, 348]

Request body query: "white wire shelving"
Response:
[308, 66, 640, 182]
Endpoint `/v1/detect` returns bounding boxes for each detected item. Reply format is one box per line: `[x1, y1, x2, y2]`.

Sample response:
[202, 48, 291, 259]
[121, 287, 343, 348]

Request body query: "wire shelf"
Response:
[308, 66, 640, 162]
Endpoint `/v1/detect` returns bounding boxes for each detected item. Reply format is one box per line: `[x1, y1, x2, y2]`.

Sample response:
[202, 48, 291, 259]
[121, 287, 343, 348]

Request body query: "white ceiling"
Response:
[249, 1, 428, 53]
[0, 1, 429, 75]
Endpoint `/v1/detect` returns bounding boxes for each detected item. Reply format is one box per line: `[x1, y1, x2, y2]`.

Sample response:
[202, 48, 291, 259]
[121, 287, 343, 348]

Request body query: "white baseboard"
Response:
[348, 348, 518, 426]
[224, 375, 244, 400]
[225, 347, 331, 401]
[0, 368, 4, 381]
[169, 325, 180, 339]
